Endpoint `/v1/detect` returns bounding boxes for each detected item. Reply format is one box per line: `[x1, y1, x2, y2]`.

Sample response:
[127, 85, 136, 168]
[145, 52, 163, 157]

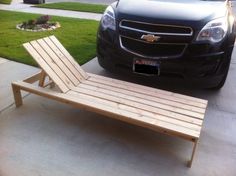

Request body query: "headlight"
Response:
[196, 17, 228, 43]
[101, 6, 116, 30]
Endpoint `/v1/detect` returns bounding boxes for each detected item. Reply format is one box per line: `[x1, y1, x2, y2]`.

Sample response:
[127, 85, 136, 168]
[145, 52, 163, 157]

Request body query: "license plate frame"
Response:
[133, 58, 160, 76]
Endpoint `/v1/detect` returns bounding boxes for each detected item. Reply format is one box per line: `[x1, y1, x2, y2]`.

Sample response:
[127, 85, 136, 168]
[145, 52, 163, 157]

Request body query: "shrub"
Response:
[17, 15, 60, 31]
[36, 15, 51, 24]
[27, 19, 37, 25]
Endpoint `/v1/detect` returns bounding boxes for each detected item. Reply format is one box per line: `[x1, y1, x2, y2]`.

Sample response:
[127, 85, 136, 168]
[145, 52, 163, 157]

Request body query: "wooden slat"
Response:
[88, 75, 207, 109]
[13, 81, 200, 139]
[88, 73, 208, 106]
[81, 80, 205, 119]
[72, 85, 203, 126]
[37, 39, 79, 86]
[43, 37, 84, 83]
[23, 43, 69, 93]
[30, 41, 75, 89]
[87, 79, 206, 111]
[69, 88, 202, 131]
[49, 36, 89, 80]
[67, 90, 201, 133]
[88, 77, 204, 114]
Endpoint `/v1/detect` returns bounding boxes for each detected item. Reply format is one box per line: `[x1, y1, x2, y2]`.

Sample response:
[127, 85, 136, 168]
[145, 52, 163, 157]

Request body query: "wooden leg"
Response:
[188, 139, 198, 168]
[12, 84, 23, 107]
[39, 71, 46, 87]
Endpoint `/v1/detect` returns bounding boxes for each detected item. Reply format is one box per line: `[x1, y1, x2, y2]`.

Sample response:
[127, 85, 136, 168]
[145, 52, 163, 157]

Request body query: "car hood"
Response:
[115, 0, 228, 29]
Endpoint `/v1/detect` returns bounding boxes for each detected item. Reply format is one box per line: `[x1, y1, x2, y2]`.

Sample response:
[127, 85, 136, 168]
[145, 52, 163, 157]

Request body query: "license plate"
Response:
[133, 58, 160, 76]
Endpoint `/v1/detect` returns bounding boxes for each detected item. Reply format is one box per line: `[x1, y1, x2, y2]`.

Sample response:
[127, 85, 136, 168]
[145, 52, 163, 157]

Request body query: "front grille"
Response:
[120, 36, 186, 58]
[120, 20, 193, 36]
[119, 20, 193, 58]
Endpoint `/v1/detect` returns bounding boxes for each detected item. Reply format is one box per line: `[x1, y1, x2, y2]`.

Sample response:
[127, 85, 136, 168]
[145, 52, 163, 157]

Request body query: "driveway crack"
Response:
[0, 93, 31, 114]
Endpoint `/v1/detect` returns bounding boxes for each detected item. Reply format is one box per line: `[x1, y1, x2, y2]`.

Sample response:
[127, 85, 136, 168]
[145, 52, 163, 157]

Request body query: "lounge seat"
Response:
[12, 36, 208, 167]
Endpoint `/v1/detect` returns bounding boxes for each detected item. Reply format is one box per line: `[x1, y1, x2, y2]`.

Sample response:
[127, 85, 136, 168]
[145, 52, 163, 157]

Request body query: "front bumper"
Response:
[97, 32, 233, 88]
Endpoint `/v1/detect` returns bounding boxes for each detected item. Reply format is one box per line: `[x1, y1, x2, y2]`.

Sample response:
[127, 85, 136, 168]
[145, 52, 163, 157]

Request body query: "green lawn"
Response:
[0, 10, 99, 66]
[0, 0, 12, 4]
[36, 2, 107, 14]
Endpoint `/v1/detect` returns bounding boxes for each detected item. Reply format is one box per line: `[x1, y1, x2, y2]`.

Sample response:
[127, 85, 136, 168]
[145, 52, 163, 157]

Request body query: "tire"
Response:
[38, 0, 44, 4]
[210, 60, 230, 90]
[97, 56, 113, 72]
[23, 0, 44, 4]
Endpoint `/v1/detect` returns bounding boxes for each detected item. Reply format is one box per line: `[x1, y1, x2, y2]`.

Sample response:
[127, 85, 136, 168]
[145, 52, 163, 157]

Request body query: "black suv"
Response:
[97, 0, 236, 89]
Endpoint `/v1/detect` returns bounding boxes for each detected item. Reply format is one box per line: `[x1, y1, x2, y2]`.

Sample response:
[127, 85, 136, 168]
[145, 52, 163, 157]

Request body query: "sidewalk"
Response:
[0, 57, 38, 113]
[0, 0, 102, 21]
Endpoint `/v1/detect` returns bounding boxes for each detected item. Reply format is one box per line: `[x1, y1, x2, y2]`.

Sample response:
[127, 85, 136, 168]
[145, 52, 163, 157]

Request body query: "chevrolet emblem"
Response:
[141, 34, 161, 43]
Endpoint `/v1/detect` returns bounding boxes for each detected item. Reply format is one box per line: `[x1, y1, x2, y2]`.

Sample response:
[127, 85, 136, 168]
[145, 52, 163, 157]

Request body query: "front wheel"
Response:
[210, 59, 231, 90]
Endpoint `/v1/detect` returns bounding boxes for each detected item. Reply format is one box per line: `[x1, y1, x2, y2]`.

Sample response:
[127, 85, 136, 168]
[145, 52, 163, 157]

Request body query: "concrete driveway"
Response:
[0, 46, 236, 176]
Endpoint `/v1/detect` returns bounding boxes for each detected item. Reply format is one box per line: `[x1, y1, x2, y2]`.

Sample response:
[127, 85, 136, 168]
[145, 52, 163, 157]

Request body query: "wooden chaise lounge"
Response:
[12, 36, 208, 167]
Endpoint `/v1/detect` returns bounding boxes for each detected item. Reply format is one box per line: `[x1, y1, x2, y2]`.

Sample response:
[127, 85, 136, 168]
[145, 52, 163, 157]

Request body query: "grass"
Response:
[0, 10, 99, 66]
[36, 2, 107, 14]
[0, 0, 12, 4]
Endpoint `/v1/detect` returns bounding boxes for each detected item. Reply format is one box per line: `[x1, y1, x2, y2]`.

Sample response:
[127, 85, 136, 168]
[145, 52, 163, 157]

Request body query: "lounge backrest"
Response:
[23, 36, 88, 93]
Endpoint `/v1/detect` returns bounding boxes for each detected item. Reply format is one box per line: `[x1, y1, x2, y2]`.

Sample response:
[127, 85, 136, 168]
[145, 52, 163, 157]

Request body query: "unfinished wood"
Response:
[81, 79, 205, 114]
[87, 76, 207, 109]
[68, 89, 201, 132]
[18, 36, 208, 167]
[88, 73, 208, 105]
[43, 37, 83, 83]
[23, 71, 42, 83]
[29, 40, 75, 89]
[23, 43, 69, 93]
[38, 70, 46, 87]
[89, 77, 206, 110]
[188, 139, 198, 167]
[12, 81, 200, 140]
[73, 84, 203, 125]
[37, 39, 79, 86]
[42, 37, 84, 83]
[89, 76, 206, 110]
[30, 40, 74, 89]
[12, 84, 23, 107]
[49, 36, 89, 80]
[81, 80, 205, 119]
[68, 89, 201, 131]
[71, 86, 203, 126]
